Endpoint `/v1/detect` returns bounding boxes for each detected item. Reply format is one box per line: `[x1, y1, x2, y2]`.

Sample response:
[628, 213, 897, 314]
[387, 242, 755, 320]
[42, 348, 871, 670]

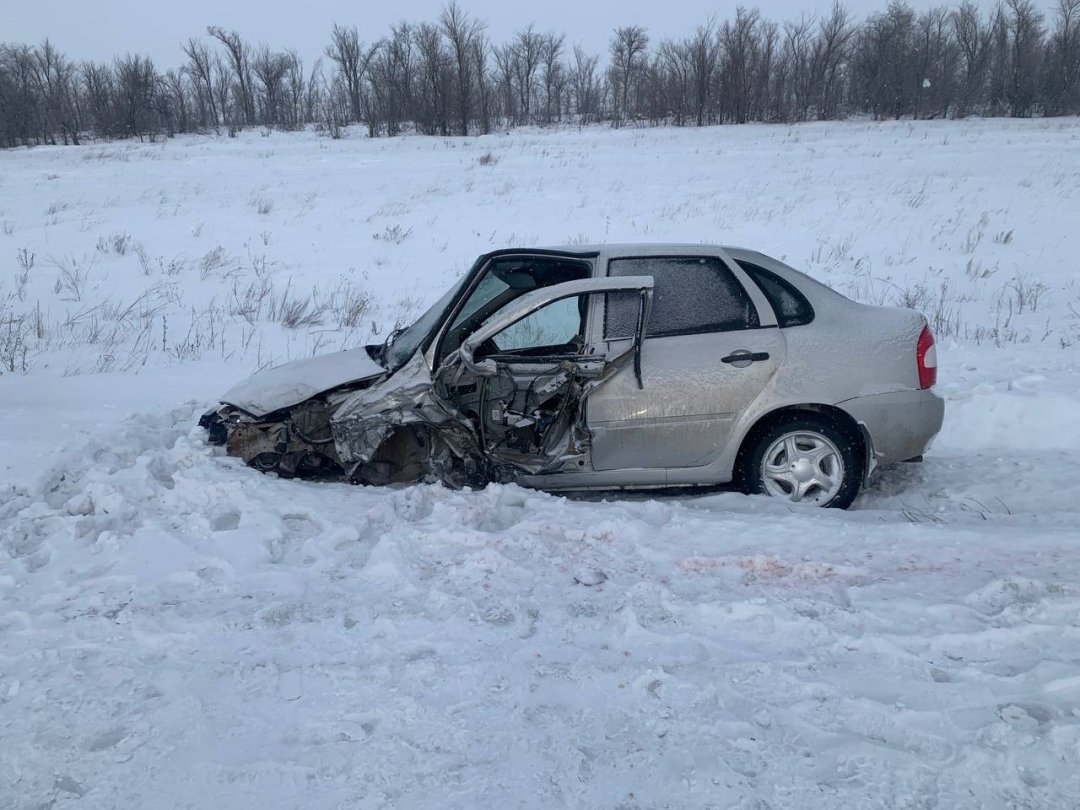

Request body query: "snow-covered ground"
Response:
[2, 120, 1079, 808]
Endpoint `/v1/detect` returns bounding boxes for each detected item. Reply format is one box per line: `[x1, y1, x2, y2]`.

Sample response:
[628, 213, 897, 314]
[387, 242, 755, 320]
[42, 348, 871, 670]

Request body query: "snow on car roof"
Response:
[529, 242, 751, 255]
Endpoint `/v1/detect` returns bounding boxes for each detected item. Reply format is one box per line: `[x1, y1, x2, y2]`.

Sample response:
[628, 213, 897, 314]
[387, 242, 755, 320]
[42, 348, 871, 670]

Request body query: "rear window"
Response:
[736, 260, 814, 327]
[606, 256, 759, 339]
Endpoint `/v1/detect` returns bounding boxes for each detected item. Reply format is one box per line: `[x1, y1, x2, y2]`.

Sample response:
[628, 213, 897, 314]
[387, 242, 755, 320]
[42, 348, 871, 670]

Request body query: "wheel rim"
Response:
[760, 431, 845, 505]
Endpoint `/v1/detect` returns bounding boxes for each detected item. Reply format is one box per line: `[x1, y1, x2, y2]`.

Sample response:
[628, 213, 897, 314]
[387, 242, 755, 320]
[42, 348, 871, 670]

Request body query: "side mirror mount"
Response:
[454, 344, 499, 376]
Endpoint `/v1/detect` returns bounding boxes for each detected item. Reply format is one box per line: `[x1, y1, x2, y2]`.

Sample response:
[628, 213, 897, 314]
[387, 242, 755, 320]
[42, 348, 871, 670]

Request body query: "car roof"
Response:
[485, 243, 767, 261]
[538, 242, 750, 255]
[480, 243, 851, 314]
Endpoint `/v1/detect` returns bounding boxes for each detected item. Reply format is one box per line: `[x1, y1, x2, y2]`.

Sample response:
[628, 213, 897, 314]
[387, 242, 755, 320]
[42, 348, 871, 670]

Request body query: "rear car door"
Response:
[586, 251, 786, 472]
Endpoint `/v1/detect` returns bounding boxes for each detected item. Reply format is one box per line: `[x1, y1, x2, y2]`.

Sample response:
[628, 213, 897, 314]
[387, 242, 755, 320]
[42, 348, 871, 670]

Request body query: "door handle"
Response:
[721, 350, 770, 365]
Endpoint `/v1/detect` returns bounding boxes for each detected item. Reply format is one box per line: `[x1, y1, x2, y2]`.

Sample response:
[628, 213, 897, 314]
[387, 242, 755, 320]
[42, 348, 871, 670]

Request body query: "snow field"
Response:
[1, 119, 1078, 377]
[3, 404, 1080, 808]
[2, 119, 1080, 808]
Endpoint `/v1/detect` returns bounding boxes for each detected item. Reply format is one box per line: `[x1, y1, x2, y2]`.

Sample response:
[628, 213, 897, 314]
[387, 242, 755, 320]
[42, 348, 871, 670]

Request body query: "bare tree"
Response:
[164, 68, 190, 133]
[493, 43, 518, 124]
[658, 40, 692, 125]
[811, 3, 856, 119]
[514, 25, 545, 123]
[851, 2, 918, 120]
[952, 1, 994, 114]
[376, 23, 416, 135]
[325, 24, 364, 124]
[440, 2, 484, 135]
[755, 20, 781, 119]
[303, 58, 324, 126]
[1044, 0, 1080, 113]
[212, 56, 233, 128]
[540, 33, 566, 123]
[5, 0, 1080, 150]
[610, 25, 649, 125]
[182, 38, 217, 129]
[0, 45, 39, 146]
[911, 7, 958, 119]
[782, 17, 815, 120]
[687, 21, 720, 125]
[34, 41, 81, 144]
[208, 26, 254, 126]
[719, 8, 764, 124]
[280, 50, 305, 129]
[414, 22, 451, 135]
[253, 47, 291, 126]
[80, 60, 117, 139]
[114, 54, 160, 140]
[472, 31, 493, 133]
[569, 45, 601, 122]
[1004, 0, 1045, 115]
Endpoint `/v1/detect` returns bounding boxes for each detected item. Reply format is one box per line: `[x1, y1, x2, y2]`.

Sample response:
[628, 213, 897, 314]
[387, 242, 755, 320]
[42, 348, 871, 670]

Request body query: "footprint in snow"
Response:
[998, 702, 1054, 729]
[390, 487, 434, 522]
[573, 567, 608, 587]
[86, 726, 129, 752]
[964, 576, 1063, 615]
[53, 775, 86, 798]
[282, 513, 320, 539]
[257, 602, 299, 628]
[265, 514, 320, 562]
[210, 510, 240, 531]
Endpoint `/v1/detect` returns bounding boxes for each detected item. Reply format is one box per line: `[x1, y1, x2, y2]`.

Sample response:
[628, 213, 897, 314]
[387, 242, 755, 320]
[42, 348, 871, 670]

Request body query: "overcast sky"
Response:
[5, 0, 1059, 69]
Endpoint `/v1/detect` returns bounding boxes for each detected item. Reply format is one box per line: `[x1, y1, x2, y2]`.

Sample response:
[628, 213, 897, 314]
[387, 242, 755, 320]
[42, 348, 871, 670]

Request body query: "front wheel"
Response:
[741, 416, 862, 509]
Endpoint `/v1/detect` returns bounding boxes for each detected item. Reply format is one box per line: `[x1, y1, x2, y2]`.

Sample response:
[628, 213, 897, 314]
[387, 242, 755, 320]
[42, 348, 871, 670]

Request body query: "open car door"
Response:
[433, 276, 654, 478]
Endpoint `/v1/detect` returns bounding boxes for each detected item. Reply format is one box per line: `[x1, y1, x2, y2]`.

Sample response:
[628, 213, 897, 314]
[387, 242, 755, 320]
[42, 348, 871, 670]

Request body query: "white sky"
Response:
[5, 0, 1062, 70]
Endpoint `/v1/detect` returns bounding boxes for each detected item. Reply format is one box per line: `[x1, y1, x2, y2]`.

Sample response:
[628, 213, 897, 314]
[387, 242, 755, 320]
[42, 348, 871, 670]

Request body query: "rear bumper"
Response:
[837, 388, 945, 472]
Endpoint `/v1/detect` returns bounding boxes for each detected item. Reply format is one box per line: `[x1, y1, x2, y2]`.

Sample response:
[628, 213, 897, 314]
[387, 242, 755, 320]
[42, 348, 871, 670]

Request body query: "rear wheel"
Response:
[741, 415, 862, 509]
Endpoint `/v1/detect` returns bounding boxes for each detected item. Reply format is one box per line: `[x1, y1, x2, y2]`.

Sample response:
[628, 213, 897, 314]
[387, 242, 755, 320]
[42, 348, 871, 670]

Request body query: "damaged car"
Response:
[200, 244, 944, 508]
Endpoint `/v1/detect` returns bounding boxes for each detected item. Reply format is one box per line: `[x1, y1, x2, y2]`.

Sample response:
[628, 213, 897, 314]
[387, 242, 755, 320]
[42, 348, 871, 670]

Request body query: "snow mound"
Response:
[4, 406, 1080, 808]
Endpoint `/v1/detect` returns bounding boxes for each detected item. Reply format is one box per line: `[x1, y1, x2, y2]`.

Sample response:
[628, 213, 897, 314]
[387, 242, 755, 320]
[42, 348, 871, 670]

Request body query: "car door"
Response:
[586, 251, 786, 472]
[433, 276, 654, 476]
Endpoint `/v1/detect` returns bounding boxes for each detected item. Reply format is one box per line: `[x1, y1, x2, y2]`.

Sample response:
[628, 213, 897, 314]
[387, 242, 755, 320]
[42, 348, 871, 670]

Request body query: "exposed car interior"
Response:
[434, 266, 601, 474]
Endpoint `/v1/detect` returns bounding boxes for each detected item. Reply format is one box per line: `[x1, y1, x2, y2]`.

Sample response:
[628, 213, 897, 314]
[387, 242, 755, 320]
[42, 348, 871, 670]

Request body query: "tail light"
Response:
[916, 324, 937, 389]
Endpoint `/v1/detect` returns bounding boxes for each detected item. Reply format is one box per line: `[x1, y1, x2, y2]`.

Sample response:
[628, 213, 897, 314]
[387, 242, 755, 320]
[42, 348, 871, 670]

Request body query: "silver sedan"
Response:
[200, 244, 944, 509]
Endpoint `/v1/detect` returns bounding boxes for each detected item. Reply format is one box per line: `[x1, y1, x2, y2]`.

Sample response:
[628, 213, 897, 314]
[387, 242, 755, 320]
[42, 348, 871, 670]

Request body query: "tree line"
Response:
[2, 0, 1079, 148]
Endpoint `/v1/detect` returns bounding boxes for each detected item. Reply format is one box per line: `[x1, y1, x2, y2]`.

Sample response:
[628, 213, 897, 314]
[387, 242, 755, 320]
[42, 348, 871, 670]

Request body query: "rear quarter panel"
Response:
[728, 251, 926, 399]
[684, 251, 929, 484]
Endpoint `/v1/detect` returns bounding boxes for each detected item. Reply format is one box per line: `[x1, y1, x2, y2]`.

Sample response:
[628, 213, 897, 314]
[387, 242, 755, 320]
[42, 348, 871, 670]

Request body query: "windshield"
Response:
[383, 272, 470, 370]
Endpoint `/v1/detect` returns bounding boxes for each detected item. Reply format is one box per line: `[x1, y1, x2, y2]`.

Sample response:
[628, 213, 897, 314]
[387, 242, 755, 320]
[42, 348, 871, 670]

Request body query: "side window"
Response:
[736, 260, 814, 327]
[605, 256, 759, 339]
[489, 296, 585, 355]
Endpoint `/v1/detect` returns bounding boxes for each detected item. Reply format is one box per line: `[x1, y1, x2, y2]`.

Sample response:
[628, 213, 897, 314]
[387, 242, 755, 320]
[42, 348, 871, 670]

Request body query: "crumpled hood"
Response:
[220, 345, 386, 417]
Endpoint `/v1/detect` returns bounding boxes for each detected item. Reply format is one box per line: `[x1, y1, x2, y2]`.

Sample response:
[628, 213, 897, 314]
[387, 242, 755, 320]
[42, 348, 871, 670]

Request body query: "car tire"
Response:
[740, 414, 862, 509]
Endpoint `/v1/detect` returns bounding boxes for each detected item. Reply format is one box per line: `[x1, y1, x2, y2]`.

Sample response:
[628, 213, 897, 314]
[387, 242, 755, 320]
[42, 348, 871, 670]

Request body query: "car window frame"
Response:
[735, 258, 816, 328]
[430, 252, 597, 368]
[457, 276, 654, 378]
[482, 294, 589, 358]
[600, 252, 777, 341]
